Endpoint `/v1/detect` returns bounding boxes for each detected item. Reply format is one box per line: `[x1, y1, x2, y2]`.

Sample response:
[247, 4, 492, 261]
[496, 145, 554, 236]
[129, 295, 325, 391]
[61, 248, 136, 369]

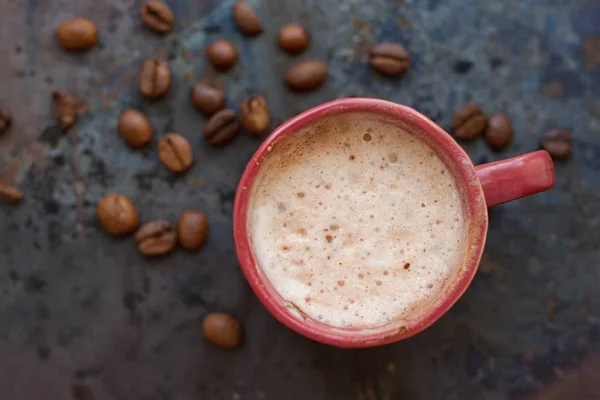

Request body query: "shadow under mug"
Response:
[233, 98, 556, 348]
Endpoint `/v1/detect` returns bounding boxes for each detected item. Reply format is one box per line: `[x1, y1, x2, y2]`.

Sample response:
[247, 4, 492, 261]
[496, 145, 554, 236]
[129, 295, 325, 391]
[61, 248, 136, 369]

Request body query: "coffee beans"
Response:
[191, 82, 225, 116]
[178, 210, 209, 251]
[203, 312, 243, 349]
[158, 133, 193, 173]
[0, 107, 13, 134]
[369, 43, 410, 76]
[279, 24, 309, 54]
[204, 109, 240, 145]
[139, 58, 171, 99]
[52, 90, 78, 132]
[140, 1, 174, 33]
[0, 183, 23, 204]
[241, 96, 270, 135]
[56, 18, 98, 51]
[285, 60, 327, 92]
[118, 109, 153, 148]
[451, 104, 487, 140]
[97, 194, 139, 236]
[207, 40, 238, 70]
[135, 220, 177, 256]
[485, 113, 512, 151]
[232, 1, 262, 37]
[542, 130, 573, 159]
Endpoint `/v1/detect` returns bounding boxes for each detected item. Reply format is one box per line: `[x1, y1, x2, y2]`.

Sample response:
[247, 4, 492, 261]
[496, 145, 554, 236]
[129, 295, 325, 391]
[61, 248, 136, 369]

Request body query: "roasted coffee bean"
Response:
[542, 130, 573, 159]
[241, 96, 270, 136]
[0, 183, 23, 204]
[204, 109, 240, 145]
[158, 133, 193, 173]
[139, 58, 170, 99]
[0, 107, 13, 134]
[451, 104, 487, 140]
[177, 210, 209, 251]
[207, 40, 238, 70]
[191, 82, 225, 115]
[140, 1, 174, 33]
[135, 220, 177, 256]
[118, 109, 153, 148]
[369, 43, 410, 76]
[97, 194, 139, 236]
[285, 60, 327, 92]
[52, 90, 78, 132]
[278, 24, 309, 54]
[485, 113, 512, 151]
[56, 18, 98, 51]
[203, 312, 243, 349]
[232, 1, 262, 37]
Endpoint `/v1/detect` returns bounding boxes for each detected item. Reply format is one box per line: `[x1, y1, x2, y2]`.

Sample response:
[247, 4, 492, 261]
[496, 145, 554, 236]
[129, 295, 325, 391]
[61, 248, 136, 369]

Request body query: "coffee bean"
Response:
[0, 183, 23, 204]
[203, 312, 243, 349]
[207, 40, 238, 70]
[52, 90, 78, 132]
[97, 194, 139, 236]
[278, 24, 309, 54]
[158, 133, 193, 173]
[177, 210, 208, 251]
[285, 60, 327, 92]
[135, 220, 177, 256]
[232, 1, 262, 37]
[56, 18, 98, 51]
[542, 130, 573, 159]
[139, 58, 170, 99]
[0, 107, 13, 134]
[204, 109, 240, 145]
[140, 1, 174, 33]
[485, 113, 512, 151]
[451, 104, 487, 140]
[191, 82, 225, 116]
[369, 43, 410, 76]
[241, 96, 270, 136]
[118, 109, 153, 148]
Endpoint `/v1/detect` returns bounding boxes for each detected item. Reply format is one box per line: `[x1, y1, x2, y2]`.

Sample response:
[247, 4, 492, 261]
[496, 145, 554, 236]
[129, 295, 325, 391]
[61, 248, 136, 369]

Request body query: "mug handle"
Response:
[474, 150, 556, 207]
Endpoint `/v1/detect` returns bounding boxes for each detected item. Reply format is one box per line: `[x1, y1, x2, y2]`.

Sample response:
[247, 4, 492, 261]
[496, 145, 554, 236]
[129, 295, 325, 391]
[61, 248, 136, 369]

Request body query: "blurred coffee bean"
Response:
[135, 220, 177, 256]
[232, 1, 262, 36]
[369, 43, 410, 76]
[178, 210, 209, 251]
[485, 113, 512, 151]
[241, 96, 270, 135]
[118, 109, 153, 148]
[140, 1, 174, 33]
[203, 312, 243, 349]
[0, 183, 23, 204]
[451, 104, 487, 140]
[158, 133, 193, 173]
[191, 82, 225, 116]
[207, 40, 238, 70]
[56, 18, 98, 51]
[52, 90, 78, 132]
[139, 58, 170, 99]
[542, 130, 573, 159]
[97, 194, 139, 236]
[204, 109, 240, 145]
[285, 60, 327, 91]
[279, 24, 309, 54]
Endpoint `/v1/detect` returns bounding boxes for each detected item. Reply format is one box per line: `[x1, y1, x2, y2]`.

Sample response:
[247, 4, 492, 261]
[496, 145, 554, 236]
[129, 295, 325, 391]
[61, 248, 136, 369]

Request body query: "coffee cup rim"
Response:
[233, 98, 488, 347]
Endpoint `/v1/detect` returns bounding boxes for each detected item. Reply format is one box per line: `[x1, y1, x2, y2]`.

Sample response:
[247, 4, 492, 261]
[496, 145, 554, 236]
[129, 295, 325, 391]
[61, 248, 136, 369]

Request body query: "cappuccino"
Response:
[248, 113, 468, 329]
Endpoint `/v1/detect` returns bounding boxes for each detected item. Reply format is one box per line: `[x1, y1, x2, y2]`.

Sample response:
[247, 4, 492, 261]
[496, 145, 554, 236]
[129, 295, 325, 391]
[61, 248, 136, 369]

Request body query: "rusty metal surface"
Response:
[1, 0, 599, 399]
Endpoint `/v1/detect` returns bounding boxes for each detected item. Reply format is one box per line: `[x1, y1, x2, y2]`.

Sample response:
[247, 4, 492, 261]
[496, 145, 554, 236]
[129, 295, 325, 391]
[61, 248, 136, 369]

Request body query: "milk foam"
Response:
[248, 113, 468, 329]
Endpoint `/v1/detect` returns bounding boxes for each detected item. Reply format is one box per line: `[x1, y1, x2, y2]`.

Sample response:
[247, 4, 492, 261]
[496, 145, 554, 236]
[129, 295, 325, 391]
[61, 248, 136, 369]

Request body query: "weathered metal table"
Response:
[1, 0, 599, 398]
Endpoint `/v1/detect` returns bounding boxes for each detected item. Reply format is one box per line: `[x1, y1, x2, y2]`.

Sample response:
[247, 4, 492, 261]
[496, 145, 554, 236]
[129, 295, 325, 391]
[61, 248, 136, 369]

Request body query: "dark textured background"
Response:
[0, 0, 599, 399]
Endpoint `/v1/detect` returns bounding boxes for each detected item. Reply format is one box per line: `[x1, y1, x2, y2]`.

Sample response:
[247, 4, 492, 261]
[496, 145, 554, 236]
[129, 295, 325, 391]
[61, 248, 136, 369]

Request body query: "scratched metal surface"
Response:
[0, 0, 599, 399]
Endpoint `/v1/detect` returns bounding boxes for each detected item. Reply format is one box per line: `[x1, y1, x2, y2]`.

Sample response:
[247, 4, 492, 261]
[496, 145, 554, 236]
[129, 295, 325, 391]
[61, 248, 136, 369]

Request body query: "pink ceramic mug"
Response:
[233, 98, 555, 348]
